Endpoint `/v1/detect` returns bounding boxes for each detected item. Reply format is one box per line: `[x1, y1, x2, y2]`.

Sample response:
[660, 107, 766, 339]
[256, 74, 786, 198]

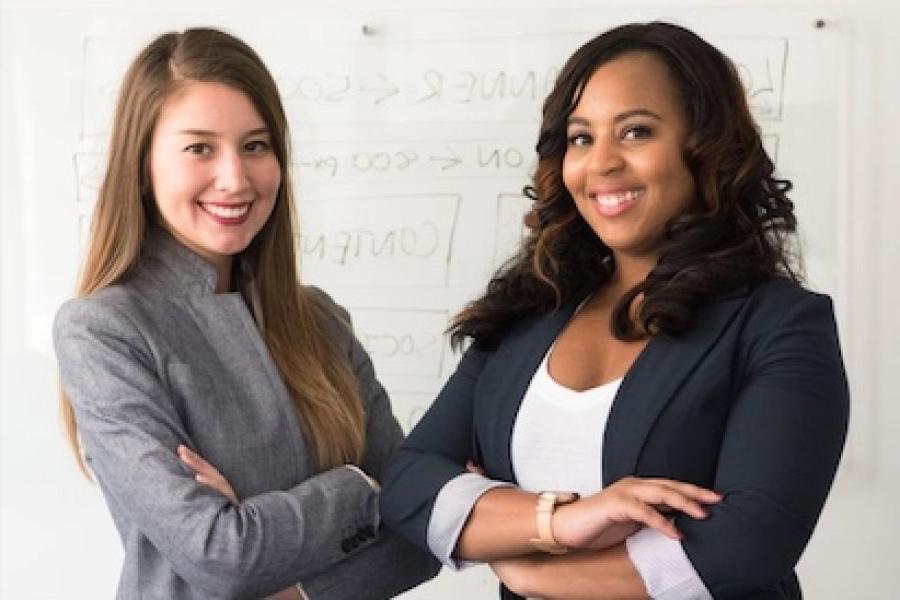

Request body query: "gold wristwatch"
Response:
[529, 491, 580, 554]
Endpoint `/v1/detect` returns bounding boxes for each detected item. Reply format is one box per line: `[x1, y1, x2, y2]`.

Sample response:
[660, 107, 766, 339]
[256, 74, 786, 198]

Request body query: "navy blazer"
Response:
[381, 278, 849, 599]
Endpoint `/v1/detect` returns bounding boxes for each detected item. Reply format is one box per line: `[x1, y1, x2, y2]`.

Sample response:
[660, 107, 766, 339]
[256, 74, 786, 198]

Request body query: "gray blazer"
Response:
[54, 229, 439, 600]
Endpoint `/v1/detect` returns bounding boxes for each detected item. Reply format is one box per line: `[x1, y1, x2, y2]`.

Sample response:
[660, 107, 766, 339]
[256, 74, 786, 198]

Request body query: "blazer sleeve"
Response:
[379, 344, 490, 552]
[678, 290, 850, 598]
[302, 290, 442, 595]
[54, 297, 383, 600]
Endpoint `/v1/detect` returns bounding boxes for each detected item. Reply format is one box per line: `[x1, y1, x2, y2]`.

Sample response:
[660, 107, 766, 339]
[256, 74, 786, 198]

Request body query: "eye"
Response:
[621, 125, 653, 141]
[244, 139, 272, 153]
[567, 132, 592, 147]
[183, 143, 212, 156]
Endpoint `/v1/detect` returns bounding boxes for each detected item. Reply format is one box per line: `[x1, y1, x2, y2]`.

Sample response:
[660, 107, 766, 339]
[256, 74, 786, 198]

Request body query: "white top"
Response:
[426, 344, 713, 600]
[510, 349, 619, 497]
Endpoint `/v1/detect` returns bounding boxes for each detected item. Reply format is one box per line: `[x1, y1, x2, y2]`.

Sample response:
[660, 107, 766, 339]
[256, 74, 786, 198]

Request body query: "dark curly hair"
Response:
[451, 21, 800, 350]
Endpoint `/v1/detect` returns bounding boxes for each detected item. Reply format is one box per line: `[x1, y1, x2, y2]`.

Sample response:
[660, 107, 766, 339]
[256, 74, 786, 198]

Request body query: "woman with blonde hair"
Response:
[54, 27, 438, 599]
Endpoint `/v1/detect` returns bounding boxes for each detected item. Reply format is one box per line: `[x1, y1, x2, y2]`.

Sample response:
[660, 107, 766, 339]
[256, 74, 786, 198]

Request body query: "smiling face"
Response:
[562, 51, 695, 271]
[149, 81, 281, 276]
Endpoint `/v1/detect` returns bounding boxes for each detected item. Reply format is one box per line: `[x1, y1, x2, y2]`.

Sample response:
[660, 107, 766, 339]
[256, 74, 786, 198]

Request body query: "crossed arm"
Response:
[454, 477, 720, 599]
[382, 289, 850, 599]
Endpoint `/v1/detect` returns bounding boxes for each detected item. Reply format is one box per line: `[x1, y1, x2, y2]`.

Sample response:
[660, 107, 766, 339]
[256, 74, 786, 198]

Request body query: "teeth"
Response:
[203, 204, 249, 218]
[592, 189, 643, 207]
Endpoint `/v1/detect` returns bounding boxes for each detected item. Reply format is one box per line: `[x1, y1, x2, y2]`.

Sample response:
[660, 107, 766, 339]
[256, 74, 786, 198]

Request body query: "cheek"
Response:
[151, 155, 198, 204]
[256, 160, 282, 199]
[561, 155, 580, 195]
[645, 151, 694, 205]
[666, 160, 696, 210]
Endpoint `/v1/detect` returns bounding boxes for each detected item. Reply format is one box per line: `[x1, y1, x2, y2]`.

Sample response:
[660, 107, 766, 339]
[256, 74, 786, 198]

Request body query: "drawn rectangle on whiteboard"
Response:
[762, 133, 780, 165]
[494, 193, 531, 268]
[713, 36, 787, 120]
[82, 34, 787, 134]
[300, 194, 460, 287]
[293, 139, 535, 182]
[261, 38, 565, 125]
[348, 307, 448, 378]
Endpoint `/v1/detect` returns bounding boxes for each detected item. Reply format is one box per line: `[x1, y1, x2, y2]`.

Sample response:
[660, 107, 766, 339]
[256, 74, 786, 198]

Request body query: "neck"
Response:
[213, 256, 233, 293]
[610, 253, 657, 292]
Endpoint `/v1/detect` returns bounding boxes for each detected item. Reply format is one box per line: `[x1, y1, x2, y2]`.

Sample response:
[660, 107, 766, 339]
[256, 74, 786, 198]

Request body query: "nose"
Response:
[214, 150, 250, 194]
[586, 137, 625, 175]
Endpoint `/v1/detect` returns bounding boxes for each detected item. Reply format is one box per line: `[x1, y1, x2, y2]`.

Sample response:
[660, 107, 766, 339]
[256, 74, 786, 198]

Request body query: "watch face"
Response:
[556, 491, 579, 504]
[542, 491, 580, 504]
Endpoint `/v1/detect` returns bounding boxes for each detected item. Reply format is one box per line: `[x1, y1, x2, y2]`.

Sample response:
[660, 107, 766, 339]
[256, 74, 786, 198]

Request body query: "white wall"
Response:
[1, 1, 898, 598]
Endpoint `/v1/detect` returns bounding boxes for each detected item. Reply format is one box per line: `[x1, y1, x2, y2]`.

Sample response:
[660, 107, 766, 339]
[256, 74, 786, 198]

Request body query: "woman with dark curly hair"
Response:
[381, 21, 849, 600]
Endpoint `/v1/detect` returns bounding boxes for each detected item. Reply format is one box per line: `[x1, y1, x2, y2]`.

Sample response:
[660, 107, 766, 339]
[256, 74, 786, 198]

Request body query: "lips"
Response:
[588, 188, 644, 217]
[199, 202, 251, 224]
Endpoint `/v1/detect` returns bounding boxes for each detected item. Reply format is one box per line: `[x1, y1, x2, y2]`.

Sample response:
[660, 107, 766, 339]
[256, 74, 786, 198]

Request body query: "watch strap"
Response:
[529, 491, 579, 554]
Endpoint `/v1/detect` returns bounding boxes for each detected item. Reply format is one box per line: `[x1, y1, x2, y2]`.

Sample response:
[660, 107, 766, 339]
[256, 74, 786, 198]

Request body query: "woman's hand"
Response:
[265, 587, 305, 600]
[553, 476, 722, 549]
[177, 445, 238, 504]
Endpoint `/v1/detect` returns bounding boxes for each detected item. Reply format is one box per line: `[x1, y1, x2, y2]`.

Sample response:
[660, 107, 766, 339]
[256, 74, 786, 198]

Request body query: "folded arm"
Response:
[676, 292, 849, 596]
[55, 299, 381, 599]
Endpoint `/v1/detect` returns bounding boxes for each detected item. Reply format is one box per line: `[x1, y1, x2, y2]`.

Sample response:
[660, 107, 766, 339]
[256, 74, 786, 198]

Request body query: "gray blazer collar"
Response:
[142, 226, 221, 296]
[141, 227, 266, 326]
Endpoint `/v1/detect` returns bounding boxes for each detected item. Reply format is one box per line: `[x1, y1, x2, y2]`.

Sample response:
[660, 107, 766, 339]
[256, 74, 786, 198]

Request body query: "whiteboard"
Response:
[3, 3, 882, 599]
[69, 11, 845, 426]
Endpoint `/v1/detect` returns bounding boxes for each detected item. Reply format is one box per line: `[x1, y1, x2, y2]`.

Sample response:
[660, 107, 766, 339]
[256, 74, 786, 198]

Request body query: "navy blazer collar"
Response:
[602, 290, 749, 483]
[479, 286, 751, 485]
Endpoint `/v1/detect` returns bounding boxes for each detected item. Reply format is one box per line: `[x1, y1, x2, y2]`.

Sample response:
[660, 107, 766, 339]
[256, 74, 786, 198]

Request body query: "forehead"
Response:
[571, 51, 685, 119]
[155, 80, 266, 132]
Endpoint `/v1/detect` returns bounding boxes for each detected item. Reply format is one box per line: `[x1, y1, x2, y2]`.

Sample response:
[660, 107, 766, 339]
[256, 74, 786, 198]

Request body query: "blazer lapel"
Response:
[602, 290, 749, 485]
[477, 296, 587, 482]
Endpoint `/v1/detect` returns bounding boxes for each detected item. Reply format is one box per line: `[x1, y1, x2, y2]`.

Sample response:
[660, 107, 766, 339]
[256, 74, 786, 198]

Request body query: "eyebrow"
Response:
[567, 109, 663, 127]
[175, 127, 270, 137]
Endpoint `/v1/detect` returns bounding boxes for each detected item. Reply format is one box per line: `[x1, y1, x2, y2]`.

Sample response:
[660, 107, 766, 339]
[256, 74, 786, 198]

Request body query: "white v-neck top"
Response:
[425, 341, 713, 600]
[511, 348, 621, 496]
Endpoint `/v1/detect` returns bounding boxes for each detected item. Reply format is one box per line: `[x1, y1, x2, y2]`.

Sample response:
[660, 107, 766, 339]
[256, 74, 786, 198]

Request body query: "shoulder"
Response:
[739, 278, 835, 329]
[53, 284, 147, 342]
[722, 278, 843, 368]
[301, 285, 356, 350]
[748, 277, 828, 303]
[303, 285, 351, 324]
[52, 284, 158, 376]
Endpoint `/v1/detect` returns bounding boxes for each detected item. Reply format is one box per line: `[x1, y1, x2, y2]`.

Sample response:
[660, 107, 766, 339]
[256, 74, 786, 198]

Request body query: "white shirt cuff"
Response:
[625, 526, 713, 600]
[426, 472, 514, 569]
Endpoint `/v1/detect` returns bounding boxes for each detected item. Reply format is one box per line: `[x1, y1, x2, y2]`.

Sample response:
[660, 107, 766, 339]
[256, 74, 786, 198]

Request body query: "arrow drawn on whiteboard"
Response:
[429, 147, 462, 171]
[359, 72, 399, 104]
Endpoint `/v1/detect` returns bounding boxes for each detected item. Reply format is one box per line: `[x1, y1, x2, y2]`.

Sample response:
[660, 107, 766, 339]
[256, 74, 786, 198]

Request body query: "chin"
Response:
[206, 236, 253, 258]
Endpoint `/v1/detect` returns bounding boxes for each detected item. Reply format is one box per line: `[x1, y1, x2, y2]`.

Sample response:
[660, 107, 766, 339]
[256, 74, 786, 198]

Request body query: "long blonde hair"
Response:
[62, 28, 365, 476]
